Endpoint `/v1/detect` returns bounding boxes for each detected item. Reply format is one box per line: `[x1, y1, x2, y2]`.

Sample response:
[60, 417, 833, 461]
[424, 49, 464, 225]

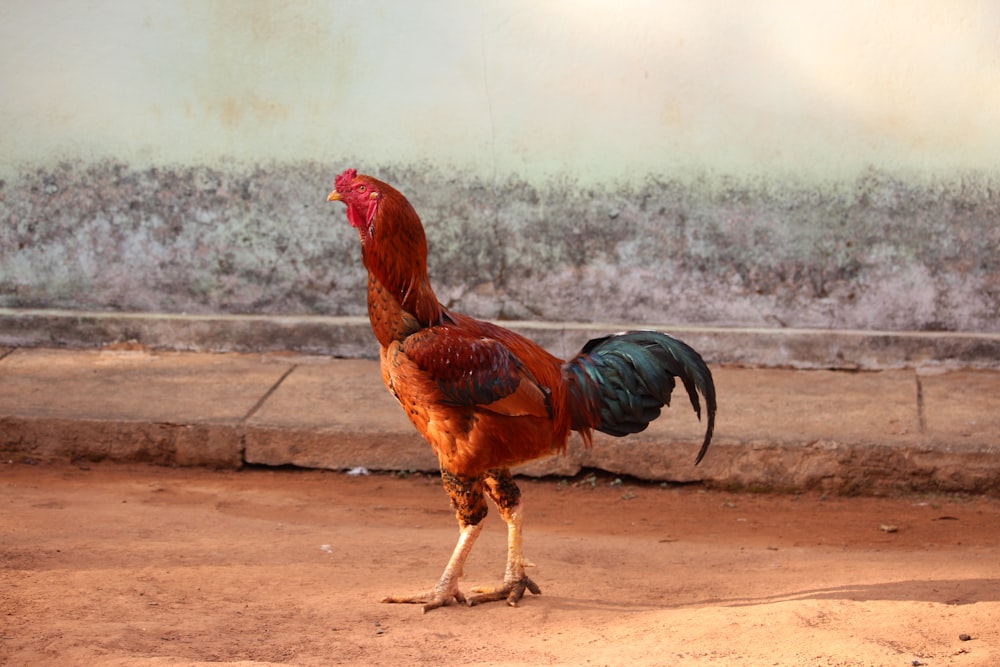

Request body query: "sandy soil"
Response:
[2, 461, 998, 666]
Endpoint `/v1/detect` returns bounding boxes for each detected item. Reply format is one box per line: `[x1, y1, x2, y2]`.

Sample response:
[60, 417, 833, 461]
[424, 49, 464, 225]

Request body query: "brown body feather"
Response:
[381, 311, 570, 476]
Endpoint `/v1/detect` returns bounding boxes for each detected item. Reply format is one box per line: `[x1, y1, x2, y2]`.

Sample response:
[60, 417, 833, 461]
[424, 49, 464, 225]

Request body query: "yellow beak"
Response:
[327, 190, 341, 202]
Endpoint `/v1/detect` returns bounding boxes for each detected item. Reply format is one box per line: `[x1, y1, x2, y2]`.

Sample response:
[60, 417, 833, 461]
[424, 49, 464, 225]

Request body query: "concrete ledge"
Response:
[2, 308, 1000, 370]
[1, 417, 244, 468]
[2, 346, 998, 495]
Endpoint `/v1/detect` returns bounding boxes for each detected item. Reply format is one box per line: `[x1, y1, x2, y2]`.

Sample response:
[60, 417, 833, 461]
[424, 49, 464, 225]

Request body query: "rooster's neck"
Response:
[365, 271, 440, 347]
[361, 203, 443, 347]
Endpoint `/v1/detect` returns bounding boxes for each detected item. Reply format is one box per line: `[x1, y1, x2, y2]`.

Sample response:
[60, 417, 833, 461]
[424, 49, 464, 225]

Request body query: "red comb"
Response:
[334, 168, 357, 192]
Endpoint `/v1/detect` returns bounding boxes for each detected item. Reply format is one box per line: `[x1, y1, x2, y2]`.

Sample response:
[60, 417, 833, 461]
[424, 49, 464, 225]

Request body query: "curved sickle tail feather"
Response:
[563, 331, 717, 465]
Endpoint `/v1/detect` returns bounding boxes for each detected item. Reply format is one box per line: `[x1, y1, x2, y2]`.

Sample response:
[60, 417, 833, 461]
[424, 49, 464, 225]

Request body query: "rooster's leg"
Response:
[381, 521, 483, 612]
[468, 468, 541, 607]
[381, 470, 487, 612]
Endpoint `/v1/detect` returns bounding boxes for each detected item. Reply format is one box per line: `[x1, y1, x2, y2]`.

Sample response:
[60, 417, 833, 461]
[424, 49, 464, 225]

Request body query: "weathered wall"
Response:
[1, 2, 998, 352]
[4, 162, 999, 335]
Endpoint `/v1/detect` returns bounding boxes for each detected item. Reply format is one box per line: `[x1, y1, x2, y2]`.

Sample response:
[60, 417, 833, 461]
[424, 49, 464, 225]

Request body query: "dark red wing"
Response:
[401, 326, 524, 407]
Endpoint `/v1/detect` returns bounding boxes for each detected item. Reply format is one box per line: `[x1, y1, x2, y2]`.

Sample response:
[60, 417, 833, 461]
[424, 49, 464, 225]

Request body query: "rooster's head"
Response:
[328, 168, 383, 244]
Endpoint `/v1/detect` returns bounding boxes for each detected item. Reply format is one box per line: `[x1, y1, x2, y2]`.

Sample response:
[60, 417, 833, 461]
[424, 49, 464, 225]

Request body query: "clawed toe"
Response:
[382, 575, 541, 611]
[468, 576, 541, 607]
[381, 588, 468, 612]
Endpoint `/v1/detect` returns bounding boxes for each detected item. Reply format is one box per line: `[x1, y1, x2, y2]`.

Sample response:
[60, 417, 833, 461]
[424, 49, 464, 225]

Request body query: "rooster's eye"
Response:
[357, 185, 366, 193]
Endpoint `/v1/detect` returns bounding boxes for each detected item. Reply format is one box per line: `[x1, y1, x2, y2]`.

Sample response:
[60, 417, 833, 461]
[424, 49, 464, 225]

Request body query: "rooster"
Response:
[328, 169, 716, 612]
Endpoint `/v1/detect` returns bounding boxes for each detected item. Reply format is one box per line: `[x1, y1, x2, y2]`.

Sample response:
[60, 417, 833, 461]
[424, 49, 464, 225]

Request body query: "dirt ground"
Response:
[2, 461, 998, 667]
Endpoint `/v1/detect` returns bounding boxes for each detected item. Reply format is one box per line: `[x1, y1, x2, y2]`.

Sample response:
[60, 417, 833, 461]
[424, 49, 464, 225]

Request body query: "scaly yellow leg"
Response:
[382, 521, 484, 613]
[468, 500, 541, 606]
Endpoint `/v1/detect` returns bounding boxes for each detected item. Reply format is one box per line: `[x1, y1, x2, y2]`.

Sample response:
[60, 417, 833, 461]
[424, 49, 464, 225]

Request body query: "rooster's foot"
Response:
[468, 575, 541, 607]
[381, 586, 468, 613]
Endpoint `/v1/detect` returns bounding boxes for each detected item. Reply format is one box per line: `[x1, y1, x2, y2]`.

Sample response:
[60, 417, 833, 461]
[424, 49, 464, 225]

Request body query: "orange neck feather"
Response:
[361, 187, 443, 343]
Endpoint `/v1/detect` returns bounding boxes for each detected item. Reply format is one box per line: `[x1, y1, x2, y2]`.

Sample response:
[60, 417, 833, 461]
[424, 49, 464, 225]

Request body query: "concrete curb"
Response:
[2, 346, 998, 495]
